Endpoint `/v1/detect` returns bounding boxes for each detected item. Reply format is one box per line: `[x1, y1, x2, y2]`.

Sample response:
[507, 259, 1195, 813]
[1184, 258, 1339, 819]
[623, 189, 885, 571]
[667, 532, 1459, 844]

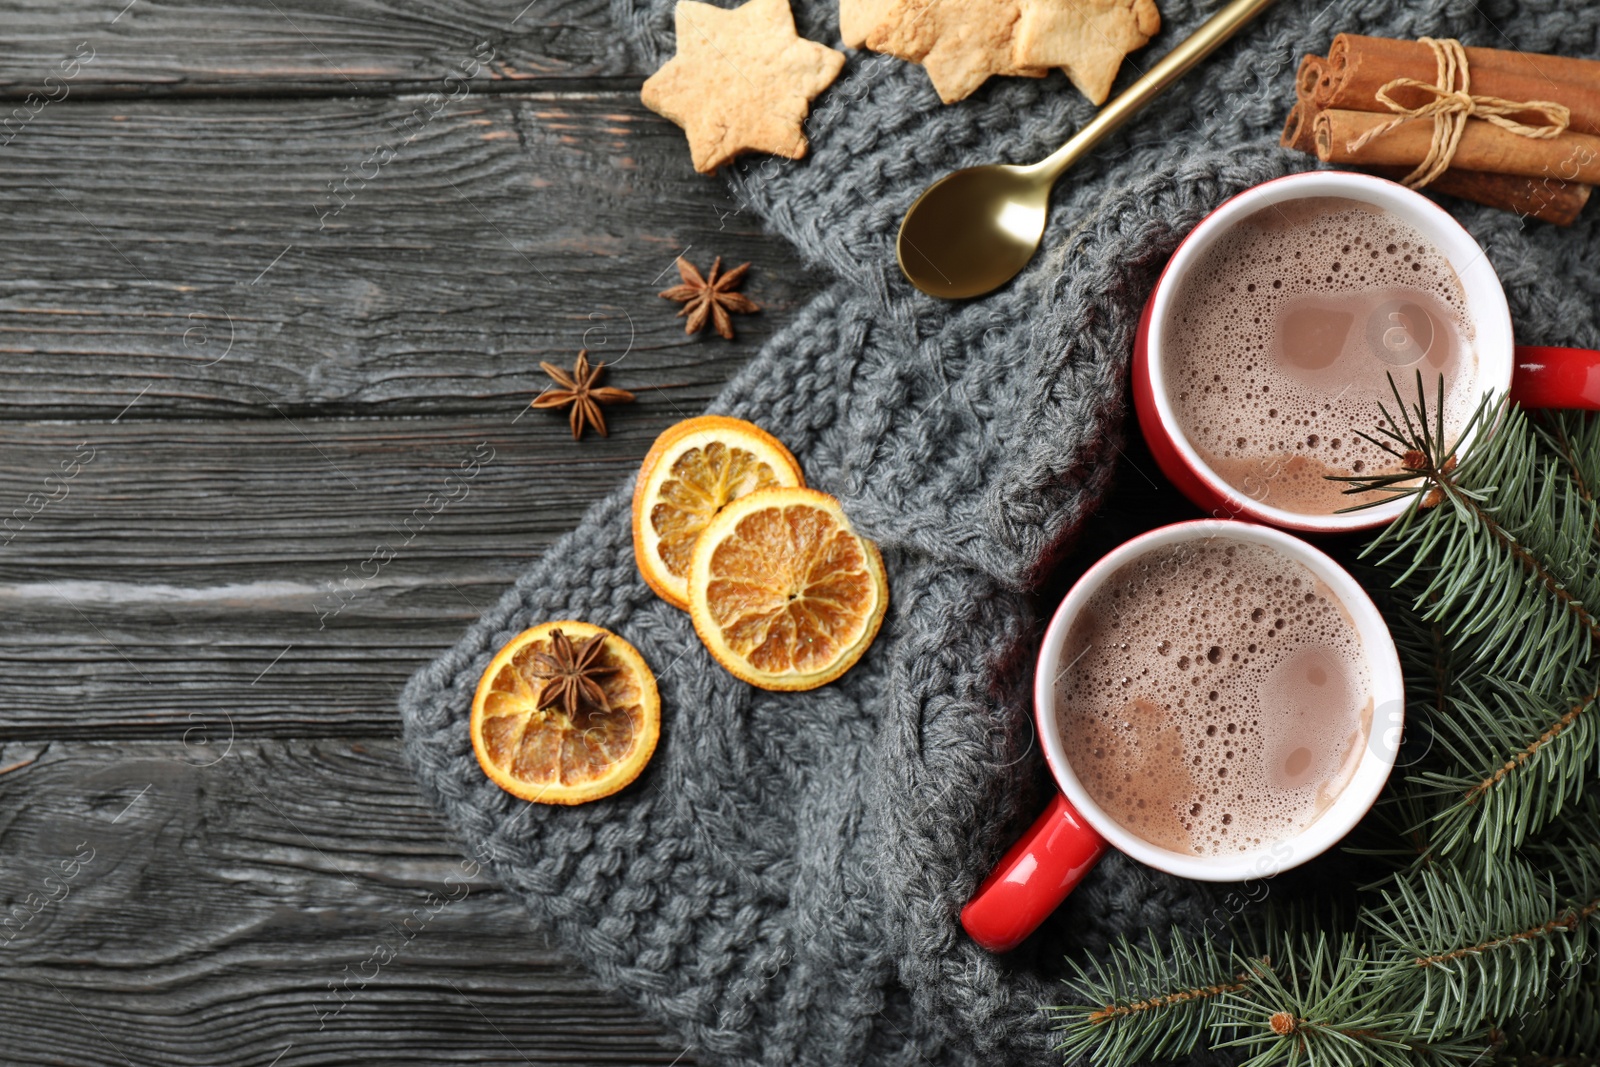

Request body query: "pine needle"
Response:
[1049, 929, 1255, 1066]
[1363, 844, 1600, 1038]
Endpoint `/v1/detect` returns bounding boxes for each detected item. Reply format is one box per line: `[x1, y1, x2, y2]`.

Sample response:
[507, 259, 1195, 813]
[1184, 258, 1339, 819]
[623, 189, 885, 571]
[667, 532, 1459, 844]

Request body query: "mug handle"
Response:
[1512, 346, 1600, 410]
[960, 792, 1109, 953]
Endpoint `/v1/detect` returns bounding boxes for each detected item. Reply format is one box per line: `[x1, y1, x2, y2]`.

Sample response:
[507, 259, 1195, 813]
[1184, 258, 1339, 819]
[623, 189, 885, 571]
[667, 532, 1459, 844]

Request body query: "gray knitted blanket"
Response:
[399, 0, 1600, 1062]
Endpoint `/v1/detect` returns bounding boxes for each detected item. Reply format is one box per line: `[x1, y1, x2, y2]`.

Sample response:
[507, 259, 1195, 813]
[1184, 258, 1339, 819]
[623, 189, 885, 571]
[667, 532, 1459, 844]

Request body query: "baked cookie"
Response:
[864, 0, 1047, 105]
[642, 0, 847, 174]
[1014, 0, 1160, 105]
[839, 0, 894, 48]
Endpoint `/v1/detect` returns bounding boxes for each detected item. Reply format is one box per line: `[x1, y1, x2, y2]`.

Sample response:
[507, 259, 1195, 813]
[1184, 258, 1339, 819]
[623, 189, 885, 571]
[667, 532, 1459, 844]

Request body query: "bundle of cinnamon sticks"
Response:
[1282, 34, 1600, 225]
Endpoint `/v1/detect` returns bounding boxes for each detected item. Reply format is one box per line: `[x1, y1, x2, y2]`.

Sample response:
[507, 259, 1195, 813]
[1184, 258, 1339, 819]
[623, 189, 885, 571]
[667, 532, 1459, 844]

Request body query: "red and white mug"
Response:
[960, 520, 1403, 954]
[1133, 170, 1600, 532]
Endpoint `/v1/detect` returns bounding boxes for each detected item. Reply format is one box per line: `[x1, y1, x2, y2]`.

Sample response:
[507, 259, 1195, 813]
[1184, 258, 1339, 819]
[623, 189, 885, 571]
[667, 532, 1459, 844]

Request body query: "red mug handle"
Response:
[1513, 346, 1600, 410]
[960, 793, 1109, 952]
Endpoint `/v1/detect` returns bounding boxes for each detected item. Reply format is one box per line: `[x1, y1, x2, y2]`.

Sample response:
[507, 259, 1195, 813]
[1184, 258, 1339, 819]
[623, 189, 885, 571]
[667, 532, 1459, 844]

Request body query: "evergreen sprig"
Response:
[1214, 935, 1484, 1067]
[1049, 378, 1600, 1065]
[1364, 848, 1600, 1038]
[1409, 673, 1600, 859]
[1051, 929, 1253, 1065]
[1354, 376, 1600, 695]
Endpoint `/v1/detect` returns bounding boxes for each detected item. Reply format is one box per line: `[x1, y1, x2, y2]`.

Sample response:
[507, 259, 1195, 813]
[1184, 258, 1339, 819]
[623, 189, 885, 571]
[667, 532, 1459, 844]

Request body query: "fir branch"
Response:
[1214, 935, 1485, 1067]
[1082, 973, 1254, 1023]
[1409, 673, 1600, 859]
[1351, 378, 1600, 695]
[1050, 930, 1258, 1066]
[1461, 685, 1599, 806]
[1402, 466, 1598, 690]
[1409, 898, 1598, 969]
[1364, 849, 1600, 1038]
[1341, 378, 1600, 859]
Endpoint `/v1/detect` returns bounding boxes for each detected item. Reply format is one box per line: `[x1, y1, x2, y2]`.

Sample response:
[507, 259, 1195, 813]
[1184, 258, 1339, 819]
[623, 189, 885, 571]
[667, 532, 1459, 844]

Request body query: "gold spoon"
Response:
[897, 0, 1281, 299]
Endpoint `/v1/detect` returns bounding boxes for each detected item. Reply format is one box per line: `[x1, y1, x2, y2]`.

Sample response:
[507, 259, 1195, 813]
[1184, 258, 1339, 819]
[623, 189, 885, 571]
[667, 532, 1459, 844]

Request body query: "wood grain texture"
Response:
[0, 93, 820, 419]
[0, 0, 637, 98]
[0, 738, 693, 1065]
[0, 415, 682, 736]
[0, 8, 824, 1057]
[0, 91, 825, 731]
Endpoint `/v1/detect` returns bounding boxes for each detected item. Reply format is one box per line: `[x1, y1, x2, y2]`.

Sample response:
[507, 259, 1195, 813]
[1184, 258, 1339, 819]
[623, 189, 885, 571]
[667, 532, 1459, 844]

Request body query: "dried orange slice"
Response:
[470, 621, 660, 805]
[632, 415, 804, 609]
[688, 487, 887, 691]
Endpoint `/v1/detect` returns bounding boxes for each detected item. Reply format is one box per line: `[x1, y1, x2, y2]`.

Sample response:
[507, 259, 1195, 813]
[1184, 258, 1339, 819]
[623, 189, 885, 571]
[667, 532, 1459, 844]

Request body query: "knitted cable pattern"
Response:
[401, 0, 1600, 1062]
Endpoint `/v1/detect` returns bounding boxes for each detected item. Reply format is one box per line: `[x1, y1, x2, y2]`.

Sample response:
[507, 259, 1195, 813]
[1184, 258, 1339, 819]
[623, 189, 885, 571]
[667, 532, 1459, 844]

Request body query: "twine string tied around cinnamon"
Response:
[1346, 36, 1572, 189]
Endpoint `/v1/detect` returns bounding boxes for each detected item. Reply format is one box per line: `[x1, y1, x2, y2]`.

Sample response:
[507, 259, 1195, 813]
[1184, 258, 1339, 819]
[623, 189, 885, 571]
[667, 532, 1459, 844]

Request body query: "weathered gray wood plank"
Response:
[0, 94, 824, 734]
[0, 0, 636, 98]
[0, 737, 693, 1065]
[0, 15, 819, 1056]
[0, 412, 741, 735]
[0, 93, 819, 419]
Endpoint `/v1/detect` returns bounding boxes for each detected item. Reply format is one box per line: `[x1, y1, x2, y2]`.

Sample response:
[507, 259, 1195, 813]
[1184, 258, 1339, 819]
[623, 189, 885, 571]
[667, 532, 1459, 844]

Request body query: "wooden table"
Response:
[15, 6, 1569, 1051]
[0, 3, 829, 1062]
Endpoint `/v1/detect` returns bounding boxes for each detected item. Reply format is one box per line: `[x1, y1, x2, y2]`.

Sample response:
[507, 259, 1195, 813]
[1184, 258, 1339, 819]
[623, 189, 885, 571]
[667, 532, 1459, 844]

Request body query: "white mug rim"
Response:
[1034, 519, 1405, 883]
[1144, 170, 1515, 532]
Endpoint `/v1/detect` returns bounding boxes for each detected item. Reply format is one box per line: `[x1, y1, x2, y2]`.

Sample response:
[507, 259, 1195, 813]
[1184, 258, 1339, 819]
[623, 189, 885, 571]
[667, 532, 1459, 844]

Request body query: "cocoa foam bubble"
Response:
[1056, 539, 1372, 857]
[1163, 196, 1477, 515]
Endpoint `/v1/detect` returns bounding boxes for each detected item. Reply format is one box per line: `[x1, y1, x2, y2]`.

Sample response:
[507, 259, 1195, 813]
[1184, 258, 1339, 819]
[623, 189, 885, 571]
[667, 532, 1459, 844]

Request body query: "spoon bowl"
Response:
[896, 164, 1049, 299]
[896, 0, 1279, 299]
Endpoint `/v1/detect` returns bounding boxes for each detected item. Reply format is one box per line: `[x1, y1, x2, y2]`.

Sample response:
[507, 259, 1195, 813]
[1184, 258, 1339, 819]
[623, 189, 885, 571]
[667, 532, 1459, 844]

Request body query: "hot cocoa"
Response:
[1163, 195, 1477, 515]
[1056, 538, 1373, 856]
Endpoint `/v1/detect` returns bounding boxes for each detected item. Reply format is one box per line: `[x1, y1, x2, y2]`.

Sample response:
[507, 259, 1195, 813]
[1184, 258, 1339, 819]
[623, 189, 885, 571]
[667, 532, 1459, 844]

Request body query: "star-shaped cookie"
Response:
[864, 0, 1046, 105]
[839, 0, 894, 49]
[1015, 0, 1160, 105]
[641, 0, 846, 175]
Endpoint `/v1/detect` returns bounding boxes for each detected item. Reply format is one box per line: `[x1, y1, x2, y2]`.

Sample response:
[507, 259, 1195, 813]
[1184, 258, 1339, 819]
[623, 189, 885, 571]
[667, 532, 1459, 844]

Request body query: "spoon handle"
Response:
[1031, 0, 1281, 182]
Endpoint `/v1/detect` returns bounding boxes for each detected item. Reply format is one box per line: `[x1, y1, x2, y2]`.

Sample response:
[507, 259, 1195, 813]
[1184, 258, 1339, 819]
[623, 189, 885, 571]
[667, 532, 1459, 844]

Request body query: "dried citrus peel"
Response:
[632, 415, 804, 609]
[470, 621, 660, 805]
[688, 487, 887, 690]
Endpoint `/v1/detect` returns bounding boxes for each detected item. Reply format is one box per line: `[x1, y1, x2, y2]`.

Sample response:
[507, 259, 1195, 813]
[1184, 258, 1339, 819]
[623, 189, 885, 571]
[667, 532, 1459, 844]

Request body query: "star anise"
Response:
[532, 350, 635, 440]
[658, 256, 760, 340]
[529, 628, 618, 719]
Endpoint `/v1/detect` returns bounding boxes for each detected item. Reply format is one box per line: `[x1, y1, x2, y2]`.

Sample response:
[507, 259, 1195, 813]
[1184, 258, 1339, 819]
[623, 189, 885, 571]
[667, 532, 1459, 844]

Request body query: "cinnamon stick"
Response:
[1319, 34, 1600, 136]
[1283, 56, 1328, 155]
[1371, 165, 1592, 226]
[1284, 104, 1589, 221]
[1283, 94, 1591, 222]
[1314, 109, 1600, 183]
[1281, 103, 1317, 153]
[1296, 54, 1328, 103]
